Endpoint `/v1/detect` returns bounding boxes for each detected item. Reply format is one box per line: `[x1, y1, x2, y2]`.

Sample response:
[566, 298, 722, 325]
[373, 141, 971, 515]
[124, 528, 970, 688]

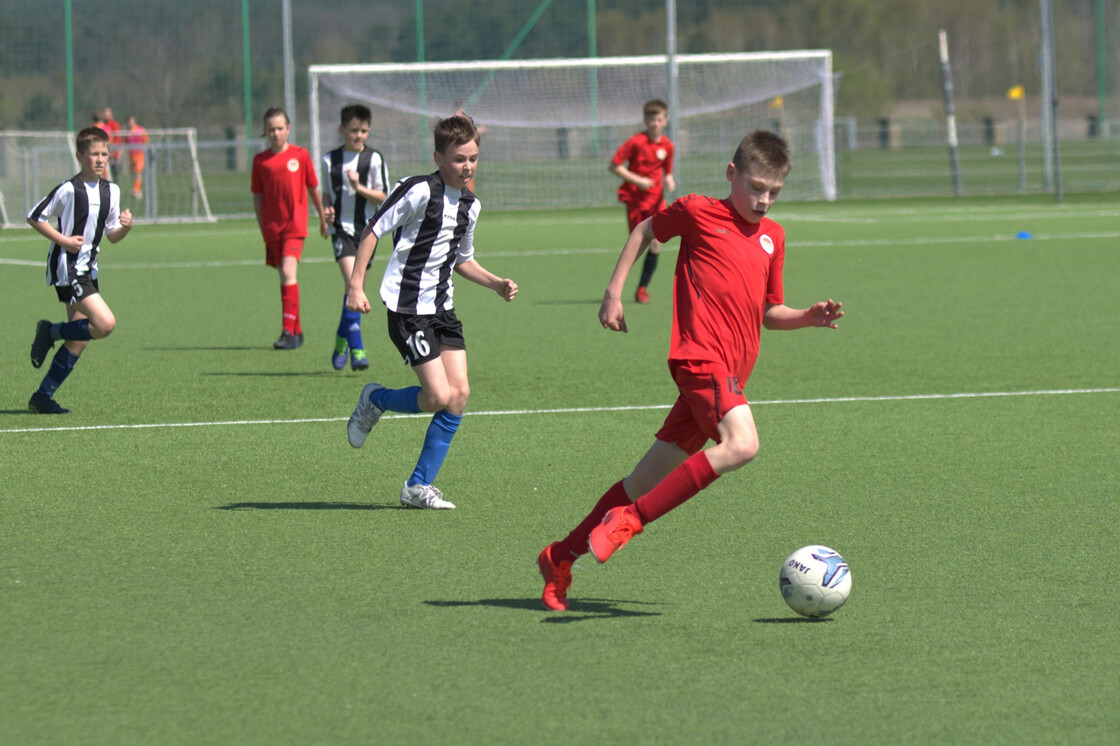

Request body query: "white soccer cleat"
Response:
[347, 382, 386, 448]
[399, 482, 456, 510]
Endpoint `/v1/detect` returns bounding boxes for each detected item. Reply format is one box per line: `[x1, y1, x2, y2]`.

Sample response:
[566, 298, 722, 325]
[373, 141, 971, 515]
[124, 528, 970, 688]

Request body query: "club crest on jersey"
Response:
[760, 234, 775, 255]
[656, 147, 668, 160]
[287, 158, 300, 173]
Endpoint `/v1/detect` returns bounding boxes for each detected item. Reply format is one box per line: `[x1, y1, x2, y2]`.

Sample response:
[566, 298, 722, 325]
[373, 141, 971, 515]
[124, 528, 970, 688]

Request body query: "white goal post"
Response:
[309, 52, 836, 212]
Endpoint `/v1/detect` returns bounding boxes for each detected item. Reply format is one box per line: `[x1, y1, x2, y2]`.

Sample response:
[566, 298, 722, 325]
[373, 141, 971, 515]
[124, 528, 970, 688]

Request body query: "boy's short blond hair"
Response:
[434, 114, 480, 153]
[732, 130, 792, 178]
[76, 126, 110, 155]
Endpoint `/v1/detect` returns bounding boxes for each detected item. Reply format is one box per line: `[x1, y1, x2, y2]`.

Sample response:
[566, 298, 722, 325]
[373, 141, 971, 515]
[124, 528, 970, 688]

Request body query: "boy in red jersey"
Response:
[609, 99, 675, 304]
[538, 130, 844, 611]
[252, 107, 329, 349]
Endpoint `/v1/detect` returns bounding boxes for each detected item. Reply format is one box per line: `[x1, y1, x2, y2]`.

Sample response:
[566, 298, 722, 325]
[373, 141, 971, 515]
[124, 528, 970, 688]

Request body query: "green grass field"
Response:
[2, 193, 1118, 744]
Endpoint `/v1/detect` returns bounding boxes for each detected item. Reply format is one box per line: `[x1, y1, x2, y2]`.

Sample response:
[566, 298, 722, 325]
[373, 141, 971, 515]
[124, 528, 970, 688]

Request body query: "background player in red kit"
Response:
[538, 130, 844, 611]
[609, 99, 675, 304]
[252, 107, 329, 349]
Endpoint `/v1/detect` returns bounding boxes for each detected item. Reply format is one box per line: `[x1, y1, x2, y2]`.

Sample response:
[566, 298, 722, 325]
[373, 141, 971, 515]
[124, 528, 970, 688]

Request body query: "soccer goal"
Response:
[309, 52, 836, 211]
[0, 130, 77, 228]
[0, 127, 213, 228]
[121, 128, 214, 224]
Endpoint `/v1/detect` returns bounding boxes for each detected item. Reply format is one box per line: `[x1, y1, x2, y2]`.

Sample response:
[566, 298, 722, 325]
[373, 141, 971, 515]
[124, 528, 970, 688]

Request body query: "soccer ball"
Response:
[779, 545, 852, 618]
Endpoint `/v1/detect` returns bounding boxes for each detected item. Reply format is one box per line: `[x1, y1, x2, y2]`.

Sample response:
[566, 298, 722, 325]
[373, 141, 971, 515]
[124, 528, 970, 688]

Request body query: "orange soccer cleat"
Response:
[538, 542, 573, 611]
[635, 286, 651, 304]
[588, 505, 643, 563]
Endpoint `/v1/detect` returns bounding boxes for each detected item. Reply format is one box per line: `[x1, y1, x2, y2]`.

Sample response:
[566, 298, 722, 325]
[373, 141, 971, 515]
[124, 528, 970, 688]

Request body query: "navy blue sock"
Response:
[37, 346, 79, 397]
[408, 410, 462, 486]
[638, 251, 659, 288]
[51, 319, 91, 341]
[370, 385, 422, 414]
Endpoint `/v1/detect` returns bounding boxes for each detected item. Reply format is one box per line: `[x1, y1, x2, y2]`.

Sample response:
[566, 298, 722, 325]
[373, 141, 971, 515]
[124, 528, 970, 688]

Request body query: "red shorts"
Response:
[655, 361, 750, 455]
[265, 237, 305, 267]
[625, 198, 663, 231]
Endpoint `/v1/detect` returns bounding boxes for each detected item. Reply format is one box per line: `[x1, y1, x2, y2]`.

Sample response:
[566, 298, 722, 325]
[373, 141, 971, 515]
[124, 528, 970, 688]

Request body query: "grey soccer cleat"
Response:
[347, 382, 386, 448]
[399, 482, 456, 510]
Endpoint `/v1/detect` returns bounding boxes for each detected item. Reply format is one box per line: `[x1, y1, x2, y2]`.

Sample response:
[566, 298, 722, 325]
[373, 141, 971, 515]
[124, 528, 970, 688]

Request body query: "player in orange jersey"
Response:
[125, 115, 148, 199]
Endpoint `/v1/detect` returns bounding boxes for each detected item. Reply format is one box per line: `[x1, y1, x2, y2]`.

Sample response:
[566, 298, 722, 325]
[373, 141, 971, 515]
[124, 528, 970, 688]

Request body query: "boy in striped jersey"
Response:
[27, 126, 133, 414]
[344, 114, 518, 510]
[321, 104, 389, 371]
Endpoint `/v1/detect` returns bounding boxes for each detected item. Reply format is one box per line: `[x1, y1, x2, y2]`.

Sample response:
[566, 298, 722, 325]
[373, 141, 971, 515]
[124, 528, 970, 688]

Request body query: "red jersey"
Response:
[251, 145, 318, 242]
[612, 132, 674, 205]
[651, 194, 785, 384]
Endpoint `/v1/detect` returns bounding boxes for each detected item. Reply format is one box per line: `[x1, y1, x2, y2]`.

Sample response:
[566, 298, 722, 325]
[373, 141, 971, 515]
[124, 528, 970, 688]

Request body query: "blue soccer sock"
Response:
[37, 346, 80, 397]
[51, 319, 91, 341]
[338, 296, 364, 351]
[408, 410, 463, 487]
[370, 385, 422, 414]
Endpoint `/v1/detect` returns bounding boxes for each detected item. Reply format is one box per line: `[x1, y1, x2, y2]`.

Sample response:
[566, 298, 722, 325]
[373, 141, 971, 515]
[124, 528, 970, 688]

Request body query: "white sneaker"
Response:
[399, 482, 456, 510]
[347, 382, 386, 448]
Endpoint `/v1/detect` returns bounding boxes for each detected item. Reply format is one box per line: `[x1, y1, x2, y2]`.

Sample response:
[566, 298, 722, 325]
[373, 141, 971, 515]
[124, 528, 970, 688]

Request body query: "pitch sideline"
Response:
[1, 387, 1116, 436]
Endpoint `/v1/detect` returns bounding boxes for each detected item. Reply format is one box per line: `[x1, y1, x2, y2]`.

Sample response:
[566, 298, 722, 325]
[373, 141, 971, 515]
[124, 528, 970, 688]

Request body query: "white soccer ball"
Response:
[779, 545, 852, 618]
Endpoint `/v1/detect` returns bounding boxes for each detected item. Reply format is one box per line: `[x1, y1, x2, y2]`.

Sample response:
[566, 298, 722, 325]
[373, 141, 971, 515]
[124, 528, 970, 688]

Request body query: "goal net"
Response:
[0, 127, 213, 228]
[0, 131, 77, 228]
[309, 52, 835, 212]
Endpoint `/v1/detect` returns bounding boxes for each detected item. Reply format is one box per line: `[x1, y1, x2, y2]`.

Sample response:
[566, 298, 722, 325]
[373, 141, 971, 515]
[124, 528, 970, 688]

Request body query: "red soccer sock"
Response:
[557, 480, 632, 560]
[280, 283, 300, 334]
[632, 451, 720, 525]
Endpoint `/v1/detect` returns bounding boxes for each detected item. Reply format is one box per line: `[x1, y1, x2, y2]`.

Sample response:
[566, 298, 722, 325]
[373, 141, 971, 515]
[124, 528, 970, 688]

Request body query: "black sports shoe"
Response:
[28, 392, 71, 414]
[273, 330, 303, 350]
[31, 319, 55, 368]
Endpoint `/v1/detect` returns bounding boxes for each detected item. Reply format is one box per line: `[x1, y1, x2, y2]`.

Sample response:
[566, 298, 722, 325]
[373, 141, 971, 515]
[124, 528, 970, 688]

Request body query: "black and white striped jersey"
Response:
[27, 175, 122, 287]
[368, 173, 480, 316]
[322, 145, 388, 239]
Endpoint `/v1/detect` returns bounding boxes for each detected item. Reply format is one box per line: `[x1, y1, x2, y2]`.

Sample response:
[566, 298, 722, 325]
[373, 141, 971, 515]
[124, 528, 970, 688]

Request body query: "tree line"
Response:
[0, 0, 1112, 130]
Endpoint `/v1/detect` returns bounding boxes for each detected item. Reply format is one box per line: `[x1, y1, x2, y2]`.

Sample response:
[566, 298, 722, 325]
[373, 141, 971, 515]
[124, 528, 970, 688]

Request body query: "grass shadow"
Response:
[201, 371, 341, 378]
[425, 597, 662, 622]
[145, 346, 260, 351]
[532, 299, 603, 306]
[752, 617, 835, 624]
[216, 501, 404, 511]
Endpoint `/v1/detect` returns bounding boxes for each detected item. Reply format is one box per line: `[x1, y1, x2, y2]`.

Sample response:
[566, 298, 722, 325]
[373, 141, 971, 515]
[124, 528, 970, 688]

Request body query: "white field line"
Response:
[1, 229, 1117, 270]
[1, 387, 1115, 436]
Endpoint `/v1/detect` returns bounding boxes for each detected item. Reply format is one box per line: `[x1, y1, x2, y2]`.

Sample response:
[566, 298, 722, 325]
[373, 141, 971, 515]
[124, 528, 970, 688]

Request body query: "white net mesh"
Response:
[0, 131, 77, 228]
[0, 128, 213, 228]
[124, 128, 214, 224]
[310, 52, 835, 211]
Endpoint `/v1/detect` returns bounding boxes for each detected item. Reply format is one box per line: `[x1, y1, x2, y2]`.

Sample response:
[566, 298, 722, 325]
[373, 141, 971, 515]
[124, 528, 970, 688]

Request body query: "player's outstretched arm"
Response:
[345, 227, 379, 313]
[762, 299, 844, 330]
[309, 186, 329, 238]
[599, 218, 655, 333]
[454, 259, 518, 302]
